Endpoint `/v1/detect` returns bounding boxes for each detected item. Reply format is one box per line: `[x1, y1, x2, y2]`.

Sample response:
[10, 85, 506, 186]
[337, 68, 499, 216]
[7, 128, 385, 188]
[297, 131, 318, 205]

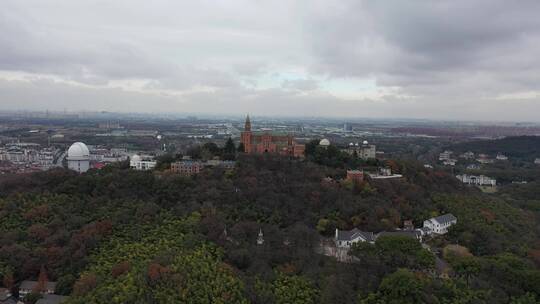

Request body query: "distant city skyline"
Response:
[2, 1, 540, 121]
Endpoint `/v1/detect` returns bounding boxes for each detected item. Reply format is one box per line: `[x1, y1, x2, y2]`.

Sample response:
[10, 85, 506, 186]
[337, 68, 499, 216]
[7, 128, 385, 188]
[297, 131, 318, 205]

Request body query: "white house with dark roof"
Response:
[423, 214, 457, 235]
[335, 228, 375, 248]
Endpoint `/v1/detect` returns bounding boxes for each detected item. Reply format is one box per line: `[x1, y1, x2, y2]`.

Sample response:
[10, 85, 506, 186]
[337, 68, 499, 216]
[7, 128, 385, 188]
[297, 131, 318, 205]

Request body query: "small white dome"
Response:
[355, 143, 359, 146]
[67, 142, 90, 160]
[319, 138, 330, 146]
[131, 154, 141, 162]
[363, 140, 369, 145]
[349, 142, 354, 146]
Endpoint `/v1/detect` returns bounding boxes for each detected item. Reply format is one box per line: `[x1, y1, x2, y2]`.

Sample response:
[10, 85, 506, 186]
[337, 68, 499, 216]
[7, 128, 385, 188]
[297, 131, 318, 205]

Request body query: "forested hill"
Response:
[448, 136, 540, 160]
[0, 155, 539, 303]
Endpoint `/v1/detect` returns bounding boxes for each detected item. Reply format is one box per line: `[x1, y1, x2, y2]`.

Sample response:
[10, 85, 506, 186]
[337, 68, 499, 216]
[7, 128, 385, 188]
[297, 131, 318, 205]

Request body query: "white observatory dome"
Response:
[319, 138, 330, 146]
[67, 142, 90, 160]
[363, 140, 369, 145]
[131, 154, 141, 162]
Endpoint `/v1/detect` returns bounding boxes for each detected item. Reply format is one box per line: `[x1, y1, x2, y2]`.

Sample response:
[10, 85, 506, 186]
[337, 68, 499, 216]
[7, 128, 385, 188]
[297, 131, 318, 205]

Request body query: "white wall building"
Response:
[439, 151, 453, 161]
[335, 228, 375, 248]
[423, 214, 457, 235]
[67, 142, 90, 173]
[345, 141, 376, 160]
[456, 174, 496, 186]
[130, 154, 156, 171]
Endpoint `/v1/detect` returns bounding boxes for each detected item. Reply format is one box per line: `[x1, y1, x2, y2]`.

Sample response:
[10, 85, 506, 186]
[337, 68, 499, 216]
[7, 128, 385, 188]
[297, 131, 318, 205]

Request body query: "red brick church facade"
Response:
[240, 115, 305, 157]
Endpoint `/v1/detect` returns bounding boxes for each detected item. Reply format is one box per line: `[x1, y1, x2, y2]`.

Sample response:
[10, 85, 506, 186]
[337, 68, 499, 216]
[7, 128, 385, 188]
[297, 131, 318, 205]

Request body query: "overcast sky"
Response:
[2, 0, 540, 121]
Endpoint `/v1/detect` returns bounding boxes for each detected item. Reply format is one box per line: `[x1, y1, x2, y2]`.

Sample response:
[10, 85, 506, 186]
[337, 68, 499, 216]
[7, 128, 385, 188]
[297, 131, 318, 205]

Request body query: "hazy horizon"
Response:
[2, 1, 540, 121]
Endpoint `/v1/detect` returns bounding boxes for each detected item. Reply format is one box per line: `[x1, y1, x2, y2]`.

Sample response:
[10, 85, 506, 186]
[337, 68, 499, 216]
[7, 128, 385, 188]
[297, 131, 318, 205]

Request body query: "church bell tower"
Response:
[240, 114, 252, 153]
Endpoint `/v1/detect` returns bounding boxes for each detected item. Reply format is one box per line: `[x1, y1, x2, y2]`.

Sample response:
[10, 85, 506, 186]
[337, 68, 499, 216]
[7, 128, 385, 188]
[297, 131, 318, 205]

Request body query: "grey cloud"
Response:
[282, 79, 319, 91]
[1, 0, 540, 121]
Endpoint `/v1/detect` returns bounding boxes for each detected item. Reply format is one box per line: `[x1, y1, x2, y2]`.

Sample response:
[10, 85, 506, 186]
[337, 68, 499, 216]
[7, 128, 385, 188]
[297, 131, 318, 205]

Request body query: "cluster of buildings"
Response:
[0, 141, 131, 174]
[66, 142, 129, 173]
[439, 150, 511, 167]
[343, 141, 376, 160]
[344, 167, 402, 186]
[456, 174, 496, 186]
[0, 143, 59, 173]
[1, 280, 65, 304]
[335, 213, 457, 248]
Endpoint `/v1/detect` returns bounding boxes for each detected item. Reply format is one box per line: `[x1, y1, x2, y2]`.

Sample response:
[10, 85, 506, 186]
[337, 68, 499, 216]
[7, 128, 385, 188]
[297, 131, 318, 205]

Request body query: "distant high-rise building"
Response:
[343, 123, 353, 132]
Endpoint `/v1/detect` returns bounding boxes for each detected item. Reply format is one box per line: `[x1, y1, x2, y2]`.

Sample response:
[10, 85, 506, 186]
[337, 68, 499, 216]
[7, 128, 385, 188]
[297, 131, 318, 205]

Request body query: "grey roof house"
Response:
[335, 228, 375, 247]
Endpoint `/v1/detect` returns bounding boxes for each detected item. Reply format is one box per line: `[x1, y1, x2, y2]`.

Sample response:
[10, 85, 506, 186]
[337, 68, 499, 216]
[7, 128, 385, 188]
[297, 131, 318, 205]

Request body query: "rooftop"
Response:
[336, 228, 374, 242]
[430, 213, 457, 224]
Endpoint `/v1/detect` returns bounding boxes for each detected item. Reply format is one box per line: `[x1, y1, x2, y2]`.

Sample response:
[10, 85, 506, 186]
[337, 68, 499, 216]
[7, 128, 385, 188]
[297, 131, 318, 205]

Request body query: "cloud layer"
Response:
[1, 0, 540, 121]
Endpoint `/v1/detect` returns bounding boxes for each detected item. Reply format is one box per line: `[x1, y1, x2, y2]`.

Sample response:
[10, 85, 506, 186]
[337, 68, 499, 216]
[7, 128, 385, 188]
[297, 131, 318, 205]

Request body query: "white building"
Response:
[129, 154, 156, 171]
[368, 167, 403, 179]
[456, 174, 496, 186]
[345, 141, 376, 160]
[496, 154, 508, 161]
[460, 151, 475, 159]
[335, 228, 375, 248]
[423, 214, 457, 235]
[443, 159, 457, 166]
[67, 142, 90, 173]
[439, 151, 453, 161]
[534, 158, 540, 165]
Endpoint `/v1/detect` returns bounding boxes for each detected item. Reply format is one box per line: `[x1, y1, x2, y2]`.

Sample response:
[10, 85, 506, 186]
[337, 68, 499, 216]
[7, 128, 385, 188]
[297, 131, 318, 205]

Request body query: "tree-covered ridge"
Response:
[0, 154, 539, 303]
[448, 136, 540, 160]
[433, 194, 537, 256]
[66, 216, 248, 304]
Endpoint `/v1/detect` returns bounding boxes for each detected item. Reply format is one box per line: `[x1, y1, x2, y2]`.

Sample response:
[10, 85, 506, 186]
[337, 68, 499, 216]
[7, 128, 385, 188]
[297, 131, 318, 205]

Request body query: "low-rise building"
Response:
[423, 214, 457, 235]
[496, 153, 508, 161]
[442, 159, 457, 166]
[171, 161, 202, 176]
[346, 170, 364, 184]
[456, 174, 496, 186]
[368, 168, 403, 179]
[534, 158, 540, 165]
[460, 151, 475, 159]
[129, 154, 156, 171]
[476, 154, 494, 164]
[335, 228, 375, 248]
[439, 150, 453, 161]
[206, 159, 236, 169]
[344, 141, 376, 160]
[466, 164, 480, 170]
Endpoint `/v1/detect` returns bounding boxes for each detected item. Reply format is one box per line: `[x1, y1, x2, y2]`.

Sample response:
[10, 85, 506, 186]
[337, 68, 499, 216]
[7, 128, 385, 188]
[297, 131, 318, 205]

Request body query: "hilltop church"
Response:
[240, 115, 305, 157]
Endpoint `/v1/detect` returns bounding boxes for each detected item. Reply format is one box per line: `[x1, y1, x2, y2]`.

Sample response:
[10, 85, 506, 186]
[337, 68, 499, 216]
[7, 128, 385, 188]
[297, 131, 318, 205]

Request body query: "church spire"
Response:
[244, 114, 251, 131]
